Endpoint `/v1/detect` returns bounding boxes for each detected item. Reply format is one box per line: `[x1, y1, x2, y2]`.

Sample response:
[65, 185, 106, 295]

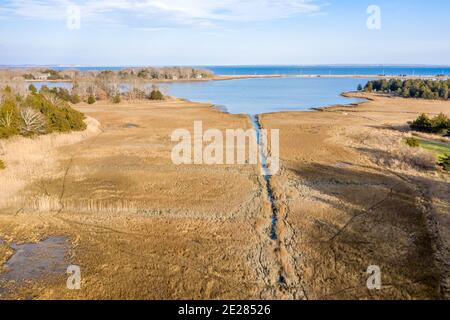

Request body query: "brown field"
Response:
[0, 93, 449, 299]
[260, 93, 450, 299]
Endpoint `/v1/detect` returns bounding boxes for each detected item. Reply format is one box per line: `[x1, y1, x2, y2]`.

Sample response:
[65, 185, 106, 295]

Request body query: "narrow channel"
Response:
[250, 115, 278, 241]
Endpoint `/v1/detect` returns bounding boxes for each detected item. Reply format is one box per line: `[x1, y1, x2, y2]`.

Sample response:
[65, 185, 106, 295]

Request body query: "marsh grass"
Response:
[349, 130, 437, 171]
[0, 117, 101, 209]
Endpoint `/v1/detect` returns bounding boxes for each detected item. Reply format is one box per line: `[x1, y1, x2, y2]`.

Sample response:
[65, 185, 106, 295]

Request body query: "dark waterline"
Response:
[251, 115, 278, 240]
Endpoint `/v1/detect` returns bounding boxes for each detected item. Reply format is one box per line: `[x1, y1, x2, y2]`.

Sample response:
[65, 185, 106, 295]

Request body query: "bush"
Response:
[28, 84, 37, 93]
[409, 113, 450, 134]
[87, 95, 96, 105]
[439, 154, 450, 171]
[20, 107, 47, 136]
[70, 94, 81, 104]
[39, 87, 81, 104]
[112, 93, 121, 104]
[431, 113, 450, 134]
[0, 99, 20, 138]
[149, 90, 164, 100]
[405, 137, 420, 147]
[409, 114, 433, 132]
[25, 92, 86, 133]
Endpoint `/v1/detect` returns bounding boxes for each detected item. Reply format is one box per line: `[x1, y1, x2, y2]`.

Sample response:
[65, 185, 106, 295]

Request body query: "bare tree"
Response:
[20, 108, 46, 135]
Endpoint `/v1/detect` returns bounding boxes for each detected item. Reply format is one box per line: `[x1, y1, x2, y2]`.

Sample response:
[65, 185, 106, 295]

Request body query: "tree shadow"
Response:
[288, 163, 442, 299]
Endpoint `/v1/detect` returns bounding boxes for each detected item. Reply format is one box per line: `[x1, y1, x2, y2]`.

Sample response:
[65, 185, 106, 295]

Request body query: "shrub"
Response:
[87, 95, 96, 105]
[438, 154, 450, 171]
[20, 107, 47, 136]
[25, 93, 86, 133]
[409, 114, 433, 132]
[23, 73, 34, 80]
[409, 113, 450, 134]
[39, 87, 81, 104]
[70, 94, 81, 104]
[0, 99, 20, 138]
[28, 84, 37, 93]
[431, 113, 450, 134]
[405, 137, 420, 147]
[149, 90, 164, 100]
[112, 93, 121, 104]
[0, 159, 5, 170]
[1, 88, 86, 138]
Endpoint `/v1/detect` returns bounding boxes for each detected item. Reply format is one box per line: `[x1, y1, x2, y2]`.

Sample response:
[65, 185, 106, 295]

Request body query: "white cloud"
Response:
[2, 0, 322, 28]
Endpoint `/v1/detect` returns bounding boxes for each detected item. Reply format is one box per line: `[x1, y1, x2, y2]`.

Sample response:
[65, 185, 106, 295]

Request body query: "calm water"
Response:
[31, 81, 72, 91]
[30, 77, 368, 114]
[164, 77, 369, 114]
[205, 65, 450, 76]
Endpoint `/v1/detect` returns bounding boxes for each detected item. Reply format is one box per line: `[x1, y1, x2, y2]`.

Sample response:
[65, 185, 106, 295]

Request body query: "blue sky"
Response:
[0, 0, 449, 66]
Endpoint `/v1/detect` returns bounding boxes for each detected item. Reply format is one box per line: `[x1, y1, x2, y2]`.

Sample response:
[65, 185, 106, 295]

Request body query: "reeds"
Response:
[0, 117, 101, 209]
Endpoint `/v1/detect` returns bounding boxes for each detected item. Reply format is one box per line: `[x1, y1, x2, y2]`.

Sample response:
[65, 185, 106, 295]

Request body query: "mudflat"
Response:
[0, 99, 275, 299]
[0, 93, 449, 299]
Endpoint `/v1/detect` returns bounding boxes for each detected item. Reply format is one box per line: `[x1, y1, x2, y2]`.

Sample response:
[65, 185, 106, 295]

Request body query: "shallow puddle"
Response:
[0, 236, 69, 287]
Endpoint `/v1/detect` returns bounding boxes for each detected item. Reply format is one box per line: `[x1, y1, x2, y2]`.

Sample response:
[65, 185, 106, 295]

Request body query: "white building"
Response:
[33, 73, 50, 80]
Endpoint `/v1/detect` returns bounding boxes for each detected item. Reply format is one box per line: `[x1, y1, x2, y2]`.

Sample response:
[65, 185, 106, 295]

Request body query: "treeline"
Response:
[116, 67, 214, 80]
[28, 83, 165, 105]
[23, 69, 70, 81]
[359, 79, 450, 100]
[18, 67, 214, 82]
[0, 86, 86, 139]
[0, 67, 211, 104]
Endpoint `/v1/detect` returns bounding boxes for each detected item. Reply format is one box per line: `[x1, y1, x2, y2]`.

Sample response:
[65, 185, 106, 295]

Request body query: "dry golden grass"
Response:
[347, 129, 437, 171]
[261, 93, 450, 299]
[0, 93, 448, 300]
[0, 117, 101, 209]
[0, 99, 274, 300]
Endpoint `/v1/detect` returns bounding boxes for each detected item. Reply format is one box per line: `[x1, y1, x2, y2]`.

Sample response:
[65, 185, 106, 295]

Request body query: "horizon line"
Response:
[1, 64, 450, 68]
